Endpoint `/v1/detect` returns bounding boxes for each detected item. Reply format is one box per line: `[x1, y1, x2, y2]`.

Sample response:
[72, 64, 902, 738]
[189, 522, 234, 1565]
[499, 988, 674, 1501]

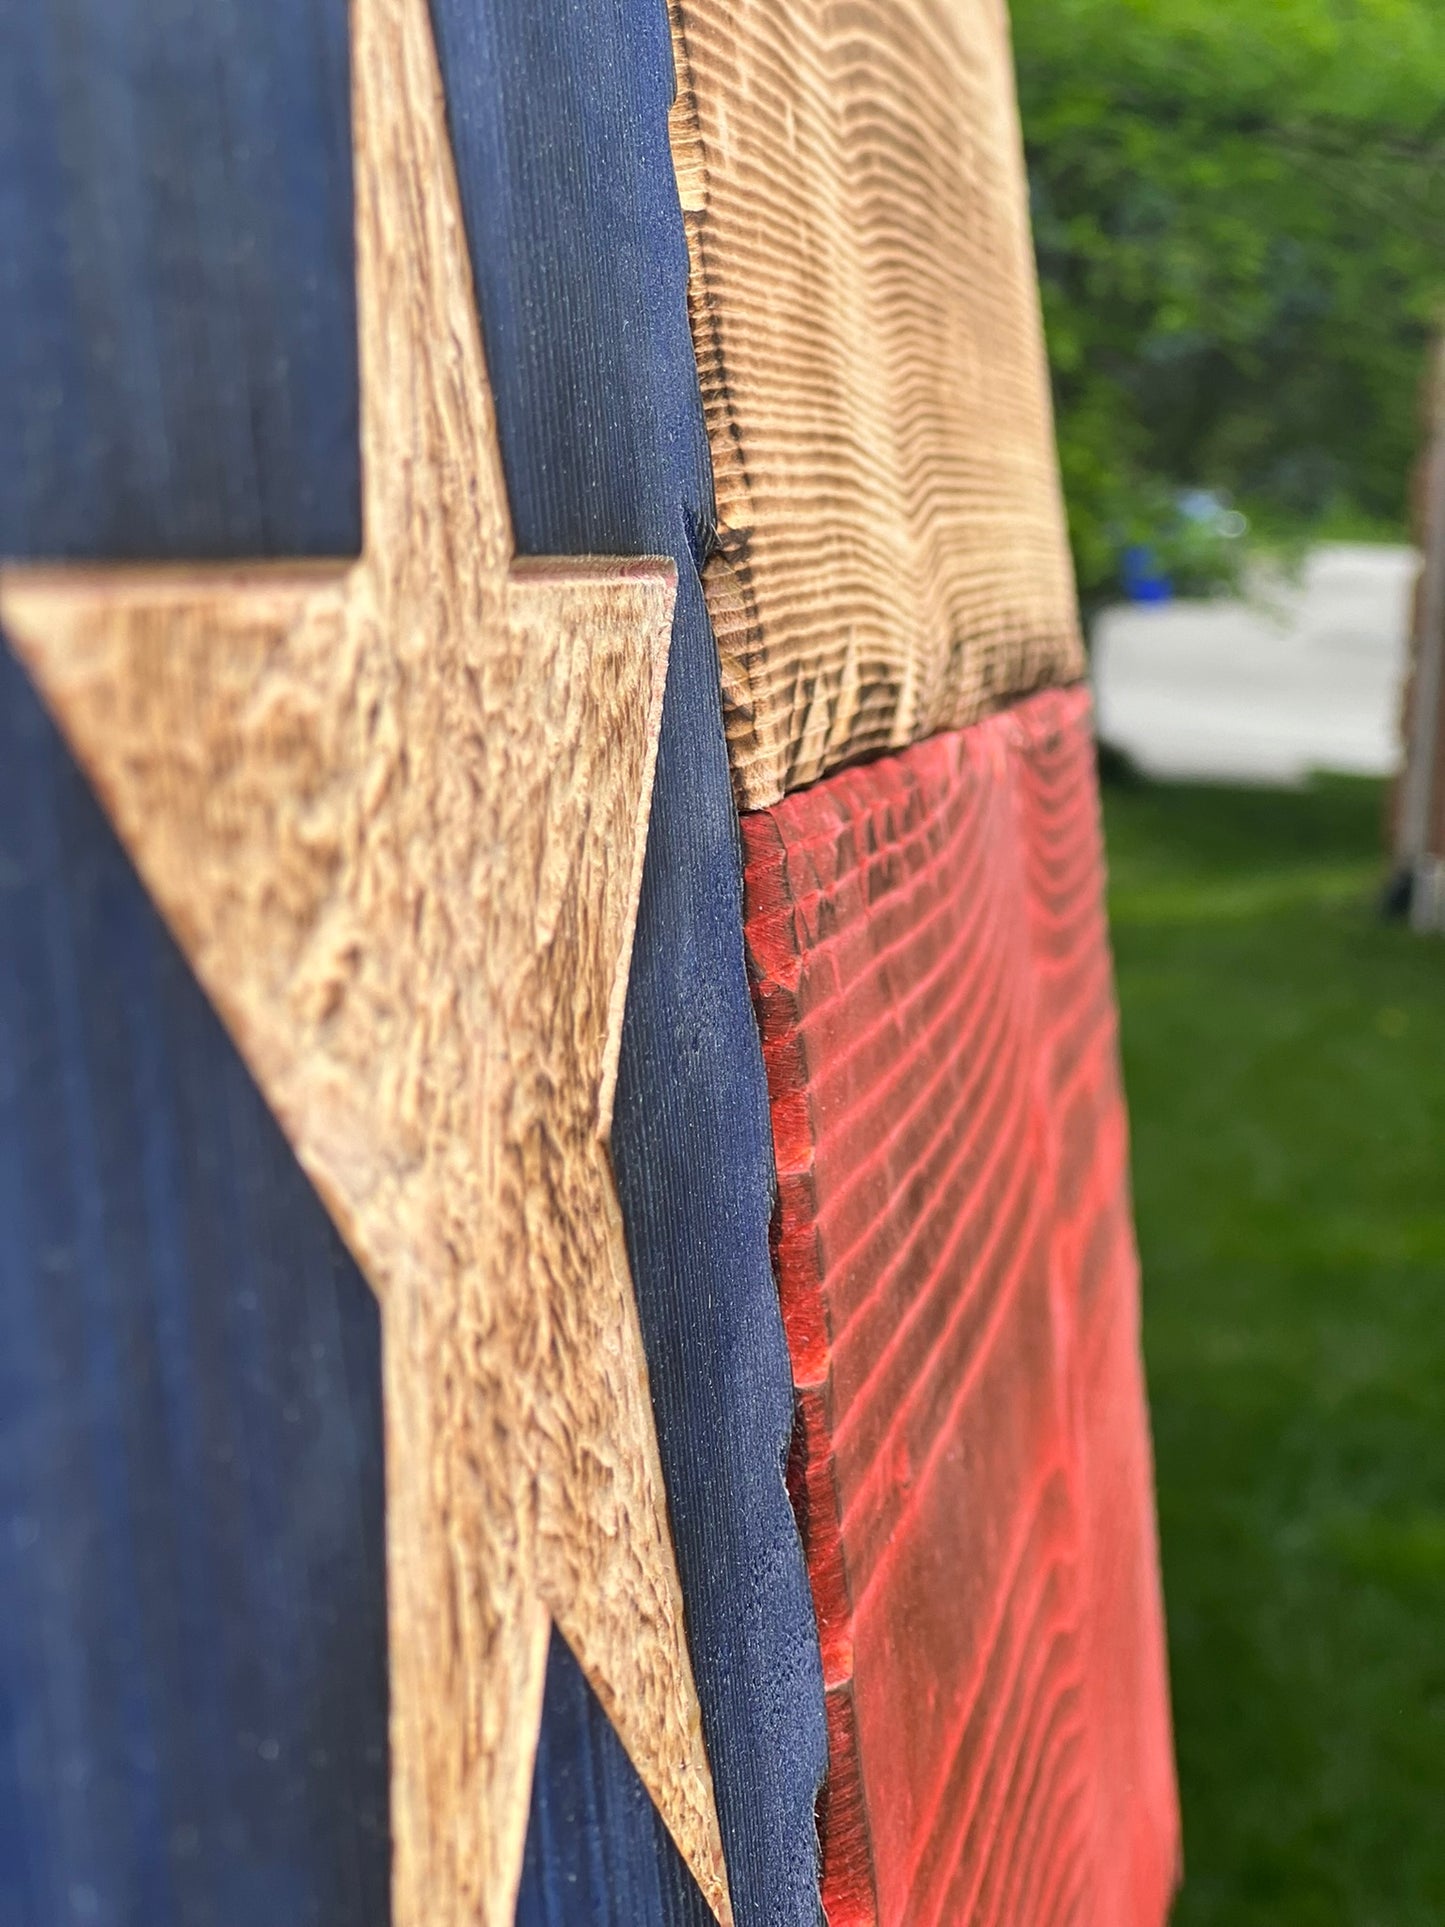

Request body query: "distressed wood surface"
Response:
[426, 5, 830, 1918]
[0, 0, 734, 1920]
[742, 687, 1179, 1925]
[423, 3, 831, 1917]
[519, 1636, 719, 1927]
[0, 0, 828, 1915]
[0, 0, 359, 563]
[669, 0, 1083, 808]
[0, 639, 393, 1927]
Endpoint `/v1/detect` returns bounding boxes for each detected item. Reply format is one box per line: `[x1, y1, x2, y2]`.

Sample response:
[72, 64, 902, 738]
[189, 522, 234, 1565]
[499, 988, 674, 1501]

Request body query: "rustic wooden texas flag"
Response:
[0, 0, 1177, 1923]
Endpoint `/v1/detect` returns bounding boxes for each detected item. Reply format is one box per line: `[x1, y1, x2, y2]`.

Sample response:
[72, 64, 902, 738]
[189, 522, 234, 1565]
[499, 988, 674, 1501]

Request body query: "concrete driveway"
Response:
[1092, 543, 1415, 784]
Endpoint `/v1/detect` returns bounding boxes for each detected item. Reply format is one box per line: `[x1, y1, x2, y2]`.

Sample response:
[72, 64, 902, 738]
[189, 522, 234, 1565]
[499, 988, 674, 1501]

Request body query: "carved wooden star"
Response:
[0, 1, 731, 1922]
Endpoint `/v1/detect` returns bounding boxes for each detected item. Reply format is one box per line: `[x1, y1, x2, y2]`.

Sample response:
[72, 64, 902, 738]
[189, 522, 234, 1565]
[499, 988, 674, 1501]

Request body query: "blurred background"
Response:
[1009, 0, 1445, 1918]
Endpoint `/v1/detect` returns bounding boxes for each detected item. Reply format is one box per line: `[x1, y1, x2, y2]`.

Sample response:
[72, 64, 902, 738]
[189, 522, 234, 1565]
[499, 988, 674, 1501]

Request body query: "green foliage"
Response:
[1011, 0, 1445, 610]
[1105, 775, 1445, 1923]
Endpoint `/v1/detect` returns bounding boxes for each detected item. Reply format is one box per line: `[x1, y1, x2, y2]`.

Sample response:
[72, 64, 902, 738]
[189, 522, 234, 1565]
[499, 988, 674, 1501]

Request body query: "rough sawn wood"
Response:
[0, 0, 733, 1921]
[742, 687, 1179, 1926]
[669, 0, 1084, 807]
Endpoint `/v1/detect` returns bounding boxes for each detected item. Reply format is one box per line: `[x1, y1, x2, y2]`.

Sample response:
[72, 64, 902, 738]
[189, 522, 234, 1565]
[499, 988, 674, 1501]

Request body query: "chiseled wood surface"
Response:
[668, 0, 1083, 808]
[742, 687, 1179, 1925]
[0, 0, 733, 1921]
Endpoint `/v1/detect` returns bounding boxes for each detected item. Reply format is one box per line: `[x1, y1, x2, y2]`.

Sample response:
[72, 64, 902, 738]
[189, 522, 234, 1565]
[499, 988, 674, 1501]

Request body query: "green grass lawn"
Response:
[1102, 774, 1445, 1926]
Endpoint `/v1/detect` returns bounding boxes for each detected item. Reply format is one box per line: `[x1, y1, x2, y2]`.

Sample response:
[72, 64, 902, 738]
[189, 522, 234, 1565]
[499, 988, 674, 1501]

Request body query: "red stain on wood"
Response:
[742, 685, 1179, 1927]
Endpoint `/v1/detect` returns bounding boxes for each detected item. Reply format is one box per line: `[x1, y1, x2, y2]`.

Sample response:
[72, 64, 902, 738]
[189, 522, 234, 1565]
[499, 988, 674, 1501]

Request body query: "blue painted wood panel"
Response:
[0, 0, 359, 560]
[0, 643, 391, 1927]
[518, 1637, 715, 1927]
[0, 0, 827, 1920]
[425, 4, 828, 1918]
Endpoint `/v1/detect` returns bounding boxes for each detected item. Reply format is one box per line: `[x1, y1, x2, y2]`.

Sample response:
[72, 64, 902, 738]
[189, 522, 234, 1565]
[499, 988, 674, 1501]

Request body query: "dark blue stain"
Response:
[517, 1636, 715, 1927]
[0, 646, 391, 1927]
[0, 0, 826, 1920]
[425, 3, 826, 1919]
[0, 0, 358, 561]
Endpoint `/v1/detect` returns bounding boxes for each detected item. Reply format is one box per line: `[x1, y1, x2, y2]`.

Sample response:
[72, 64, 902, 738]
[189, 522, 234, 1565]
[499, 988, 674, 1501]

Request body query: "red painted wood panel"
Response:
[742, 685, 1178, 1926]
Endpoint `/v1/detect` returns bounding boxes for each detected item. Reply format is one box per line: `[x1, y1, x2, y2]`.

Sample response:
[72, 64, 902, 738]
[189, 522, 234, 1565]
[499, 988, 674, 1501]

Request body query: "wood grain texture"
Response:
[0, 0, 828, 1914]
[518, 1632, 718, 1927]
[0, 0, 732, 1920]
[742, 686, 1179, 1925]
[425, 2, 831, 1915]
[0, 0, 359, 562]
[0, 638, 391, 1927]
[668, 0, 1084, 807]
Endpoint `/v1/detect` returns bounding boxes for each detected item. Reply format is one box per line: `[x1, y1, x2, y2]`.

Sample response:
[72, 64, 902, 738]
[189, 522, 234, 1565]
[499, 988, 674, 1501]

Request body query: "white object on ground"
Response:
[1092, 543, 1414, 784]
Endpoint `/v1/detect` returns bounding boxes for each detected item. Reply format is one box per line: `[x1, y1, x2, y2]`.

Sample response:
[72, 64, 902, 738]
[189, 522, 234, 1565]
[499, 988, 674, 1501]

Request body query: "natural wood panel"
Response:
[0, 1, 731, 1922]
[669, 0, 1084, 808]
[742, 688, 1178, 1924]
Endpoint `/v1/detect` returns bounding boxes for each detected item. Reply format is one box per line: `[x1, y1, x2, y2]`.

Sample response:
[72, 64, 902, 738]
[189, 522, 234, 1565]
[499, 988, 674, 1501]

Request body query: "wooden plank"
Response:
[0, 0, 829, 1918]
[0, 8, 391, 1923]
[0, 0, 359, 561]
[741, 687, 1179, 1924]
[428, 3, 832, 1918]
[0, 640, 391, 1927]
[0, 0, 734, 1918]
[518, 1633, 718, 1927]
[668, 0, 1084, 807]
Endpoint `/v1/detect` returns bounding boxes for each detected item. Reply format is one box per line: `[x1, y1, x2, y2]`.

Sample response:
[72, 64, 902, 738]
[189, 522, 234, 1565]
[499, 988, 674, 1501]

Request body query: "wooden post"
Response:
[1397, 335, 1445, 928]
